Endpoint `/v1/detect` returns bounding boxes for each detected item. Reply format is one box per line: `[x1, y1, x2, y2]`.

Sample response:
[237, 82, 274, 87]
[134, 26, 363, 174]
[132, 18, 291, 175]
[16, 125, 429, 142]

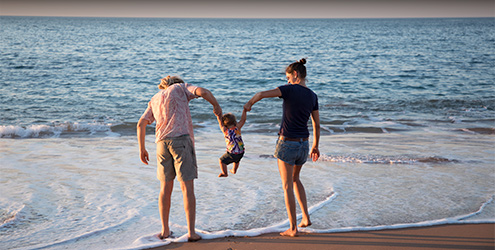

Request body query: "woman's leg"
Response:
[278, 159, 298, 237]
[293, 165, 312, 227]
[159, 180, 174, 238]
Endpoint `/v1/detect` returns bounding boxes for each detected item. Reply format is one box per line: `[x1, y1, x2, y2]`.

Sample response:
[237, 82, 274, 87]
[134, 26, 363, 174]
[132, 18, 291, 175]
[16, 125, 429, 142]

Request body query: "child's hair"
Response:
[158, 75, 185, 89]
[285, 58, 307, 80]
[222, 113, 237, 127]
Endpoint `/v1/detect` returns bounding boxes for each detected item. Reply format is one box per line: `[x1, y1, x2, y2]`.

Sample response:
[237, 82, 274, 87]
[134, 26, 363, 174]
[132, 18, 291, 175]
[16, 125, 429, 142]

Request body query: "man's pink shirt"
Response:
[140, 83, 198, 143]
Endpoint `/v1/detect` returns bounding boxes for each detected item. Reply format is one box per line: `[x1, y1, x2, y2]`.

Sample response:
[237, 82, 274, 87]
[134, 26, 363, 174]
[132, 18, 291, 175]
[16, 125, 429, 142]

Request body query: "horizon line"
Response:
[2, 15, 494, 19]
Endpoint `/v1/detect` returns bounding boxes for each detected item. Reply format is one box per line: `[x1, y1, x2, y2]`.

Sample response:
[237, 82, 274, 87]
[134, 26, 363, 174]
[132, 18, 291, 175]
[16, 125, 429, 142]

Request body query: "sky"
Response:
[0, 0, 494, 18]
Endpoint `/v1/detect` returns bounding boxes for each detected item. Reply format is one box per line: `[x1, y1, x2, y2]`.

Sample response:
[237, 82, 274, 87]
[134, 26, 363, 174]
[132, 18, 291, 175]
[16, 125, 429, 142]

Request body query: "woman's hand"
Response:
[310, 145, 320, 162]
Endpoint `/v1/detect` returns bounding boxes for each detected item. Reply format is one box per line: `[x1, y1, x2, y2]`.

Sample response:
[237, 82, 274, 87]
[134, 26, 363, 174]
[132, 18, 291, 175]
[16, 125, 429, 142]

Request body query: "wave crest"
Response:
[0, 122, 117, 138]
[319, 154, 457, 164]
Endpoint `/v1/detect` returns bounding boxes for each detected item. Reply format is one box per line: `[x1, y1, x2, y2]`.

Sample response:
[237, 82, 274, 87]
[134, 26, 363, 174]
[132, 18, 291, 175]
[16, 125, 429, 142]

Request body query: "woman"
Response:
[244, 59, 320, 237]
[137, 75, 222, 241]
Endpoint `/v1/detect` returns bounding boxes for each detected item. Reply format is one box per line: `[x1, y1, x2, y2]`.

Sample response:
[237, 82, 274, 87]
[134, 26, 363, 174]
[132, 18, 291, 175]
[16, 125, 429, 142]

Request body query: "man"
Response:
[137, 76, 222, 241]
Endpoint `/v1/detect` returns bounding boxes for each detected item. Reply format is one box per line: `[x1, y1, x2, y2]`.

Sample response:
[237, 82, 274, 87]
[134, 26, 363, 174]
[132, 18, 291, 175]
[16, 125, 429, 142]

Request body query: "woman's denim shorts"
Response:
[274, 138, 309, 166]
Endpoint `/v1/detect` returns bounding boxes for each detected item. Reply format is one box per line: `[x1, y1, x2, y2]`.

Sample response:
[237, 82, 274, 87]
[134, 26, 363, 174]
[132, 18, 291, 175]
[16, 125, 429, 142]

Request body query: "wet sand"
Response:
[149, 223, 494, 250]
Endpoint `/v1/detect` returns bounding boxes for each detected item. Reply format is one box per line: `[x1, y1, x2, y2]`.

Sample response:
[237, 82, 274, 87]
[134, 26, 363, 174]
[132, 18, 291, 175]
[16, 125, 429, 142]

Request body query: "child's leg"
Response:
[230, 162, 240, 174]
[218, 159, 228, 177]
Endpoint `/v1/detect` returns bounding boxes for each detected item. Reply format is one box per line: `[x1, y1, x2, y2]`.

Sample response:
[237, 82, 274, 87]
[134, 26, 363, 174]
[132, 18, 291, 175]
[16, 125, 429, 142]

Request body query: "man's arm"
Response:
[137, 118, 150, 165]
[195, 87, 222, 117]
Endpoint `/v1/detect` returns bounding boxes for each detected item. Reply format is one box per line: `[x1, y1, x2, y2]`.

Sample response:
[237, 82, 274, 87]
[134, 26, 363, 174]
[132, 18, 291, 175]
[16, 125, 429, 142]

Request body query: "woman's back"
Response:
[278, 84, 318, 138]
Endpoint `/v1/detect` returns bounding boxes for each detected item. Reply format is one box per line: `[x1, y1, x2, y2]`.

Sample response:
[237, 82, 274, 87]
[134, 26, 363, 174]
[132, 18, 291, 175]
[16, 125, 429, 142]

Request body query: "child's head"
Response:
[222, 113, 237, 127]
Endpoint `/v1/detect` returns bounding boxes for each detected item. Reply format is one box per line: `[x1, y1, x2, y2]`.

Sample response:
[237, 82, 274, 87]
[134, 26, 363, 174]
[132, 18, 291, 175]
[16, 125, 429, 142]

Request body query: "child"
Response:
[216, 109, 247, 177]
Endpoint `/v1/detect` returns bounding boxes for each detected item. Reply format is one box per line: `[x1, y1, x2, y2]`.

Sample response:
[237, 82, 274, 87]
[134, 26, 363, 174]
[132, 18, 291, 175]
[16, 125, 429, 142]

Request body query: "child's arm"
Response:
[237, 108, 247, 129]
[216, 114, 227, 133]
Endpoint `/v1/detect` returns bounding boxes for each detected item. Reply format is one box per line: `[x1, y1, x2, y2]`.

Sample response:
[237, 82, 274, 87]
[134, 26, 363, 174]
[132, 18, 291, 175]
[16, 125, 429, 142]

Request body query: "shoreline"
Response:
[148, 223, 494, 250]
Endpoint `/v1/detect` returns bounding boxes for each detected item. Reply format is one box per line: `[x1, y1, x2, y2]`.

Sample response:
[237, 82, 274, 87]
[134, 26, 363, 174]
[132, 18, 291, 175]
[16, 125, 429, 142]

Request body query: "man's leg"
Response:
[180, 180, 201, 241]
[159, 180, 174, 239]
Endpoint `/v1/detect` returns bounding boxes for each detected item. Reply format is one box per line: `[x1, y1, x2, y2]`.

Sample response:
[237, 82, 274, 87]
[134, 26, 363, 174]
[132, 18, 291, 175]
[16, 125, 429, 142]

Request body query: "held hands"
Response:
[310, 145, 320, 162]
[244, 101, 252, 112]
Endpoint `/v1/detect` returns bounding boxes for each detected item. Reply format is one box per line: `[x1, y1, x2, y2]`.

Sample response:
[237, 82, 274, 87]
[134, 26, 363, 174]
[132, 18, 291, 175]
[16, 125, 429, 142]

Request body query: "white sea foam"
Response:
[0, 122, 116, 138]
[0, 205, 25, 229]
[121, 194, 495, 250]
[1, 131, 493, 250]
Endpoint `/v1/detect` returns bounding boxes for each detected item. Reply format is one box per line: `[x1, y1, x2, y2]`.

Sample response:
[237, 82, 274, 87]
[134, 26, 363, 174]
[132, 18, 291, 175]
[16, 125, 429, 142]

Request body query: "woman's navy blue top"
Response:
[278, 84, 319, 138]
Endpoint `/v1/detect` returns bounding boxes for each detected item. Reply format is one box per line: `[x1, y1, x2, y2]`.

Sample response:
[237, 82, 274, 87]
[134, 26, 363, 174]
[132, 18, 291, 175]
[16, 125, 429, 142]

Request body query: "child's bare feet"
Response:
[218, 173, 228, 177]
[280, 228, 299, 237]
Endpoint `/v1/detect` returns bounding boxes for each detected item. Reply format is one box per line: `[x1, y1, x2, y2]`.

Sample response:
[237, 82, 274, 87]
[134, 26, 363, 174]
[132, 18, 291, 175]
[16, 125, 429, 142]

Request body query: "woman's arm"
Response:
[244, 88, 282, 111]
[310, 110, 320, 162]
[137, 118, 150, 165]
[195, 87, 222, 117]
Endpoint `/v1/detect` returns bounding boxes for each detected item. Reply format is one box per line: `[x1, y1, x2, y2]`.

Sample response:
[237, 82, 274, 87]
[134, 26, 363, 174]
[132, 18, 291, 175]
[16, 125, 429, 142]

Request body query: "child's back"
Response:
[216, 109, 247, 177]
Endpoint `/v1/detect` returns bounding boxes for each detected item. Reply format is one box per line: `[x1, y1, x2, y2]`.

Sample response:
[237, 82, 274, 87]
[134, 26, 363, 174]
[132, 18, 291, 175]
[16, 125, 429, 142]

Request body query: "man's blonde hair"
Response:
[158, 75, 185, 89]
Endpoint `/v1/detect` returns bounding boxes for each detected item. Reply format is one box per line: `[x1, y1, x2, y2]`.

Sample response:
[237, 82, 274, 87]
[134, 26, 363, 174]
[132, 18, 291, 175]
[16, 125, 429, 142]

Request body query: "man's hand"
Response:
[140, 149, 149, 165]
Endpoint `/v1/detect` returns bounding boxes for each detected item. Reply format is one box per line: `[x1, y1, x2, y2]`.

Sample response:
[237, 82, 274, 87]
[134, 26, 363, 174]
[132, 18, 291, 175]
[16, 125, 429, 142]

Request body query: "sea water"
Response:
[0, 17, 494, 249]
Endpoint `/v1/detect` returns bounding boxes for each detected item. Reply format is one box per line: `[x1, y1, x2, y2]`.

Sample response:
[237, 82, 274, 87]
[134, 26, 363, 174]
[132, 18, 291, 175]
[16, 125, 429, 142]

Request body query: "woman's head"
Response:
[158, 75, 185, 89]
[285, 58, 307, 84]
[222, 113, 237, 127]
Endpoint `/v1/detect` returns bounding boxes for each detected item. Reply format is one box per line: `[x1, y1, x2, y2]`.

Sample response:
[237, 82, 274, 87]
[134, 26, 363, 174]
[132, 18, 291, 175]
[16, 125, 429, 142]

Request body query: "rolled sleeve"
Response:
[185, 83, 199, 101]
[140, 103, 155, 124]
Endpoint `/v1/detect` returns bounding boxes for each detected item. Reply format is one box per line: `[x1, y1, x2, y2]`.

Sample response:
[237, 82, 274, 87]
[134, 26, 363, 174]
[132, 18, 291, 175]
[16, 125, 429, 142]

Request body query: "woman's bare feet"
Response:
[298, 219, 312, 228]
[188, 233, 202, 242]
[280, 228, 299, 237]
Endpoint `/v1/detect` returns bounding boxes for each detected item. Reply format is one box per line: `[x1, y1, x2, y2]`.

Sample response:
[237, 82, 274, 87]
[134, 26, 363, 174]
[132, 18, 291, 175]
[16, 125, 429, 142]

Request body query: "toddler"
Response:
[216, 109, 247, 177]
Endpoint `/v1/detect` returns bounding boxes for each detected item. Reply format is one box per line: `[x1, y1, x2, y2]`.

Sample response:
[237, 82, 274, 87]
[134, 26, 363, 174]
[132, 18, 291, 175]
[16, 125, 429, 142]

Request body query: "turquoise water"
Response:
[1, 17, 494, 136]
[0, 17, 494, 250]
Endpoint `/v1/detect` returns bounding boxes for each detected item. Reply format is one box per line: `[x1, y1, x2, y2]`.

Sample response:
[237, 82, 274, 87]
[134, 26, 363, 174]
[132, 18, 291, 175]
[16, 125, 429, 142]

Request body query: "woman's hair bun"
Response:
[299, 58, 307, 64]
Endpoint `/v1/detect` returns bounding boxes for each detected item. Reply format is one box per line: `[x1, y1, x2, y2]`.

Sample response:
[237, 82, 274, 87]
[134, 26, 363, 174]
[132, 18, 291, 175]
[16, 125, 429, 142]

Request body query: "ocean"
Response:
[0, 16, 494, 249]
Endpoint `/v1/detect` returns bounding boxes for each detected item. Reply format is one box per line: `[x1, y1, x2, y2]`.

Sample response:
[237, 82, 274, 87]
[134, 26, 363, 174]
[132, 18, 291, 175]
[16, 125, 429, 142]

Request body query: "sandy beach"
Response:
[149, 223, 494, 250]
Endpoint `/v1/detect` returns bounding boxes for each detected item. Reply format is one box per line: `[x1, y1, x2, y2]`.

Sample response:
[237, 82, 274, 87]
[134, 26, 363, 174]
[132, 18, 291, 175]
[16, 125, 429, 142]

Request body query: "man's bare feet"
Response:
[188, 233, 202, 242]
[157, 231, 173, 240]
[280, 228, 299, 237]
[230, 169, 236, 174]
[218, 173, 228, 177]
